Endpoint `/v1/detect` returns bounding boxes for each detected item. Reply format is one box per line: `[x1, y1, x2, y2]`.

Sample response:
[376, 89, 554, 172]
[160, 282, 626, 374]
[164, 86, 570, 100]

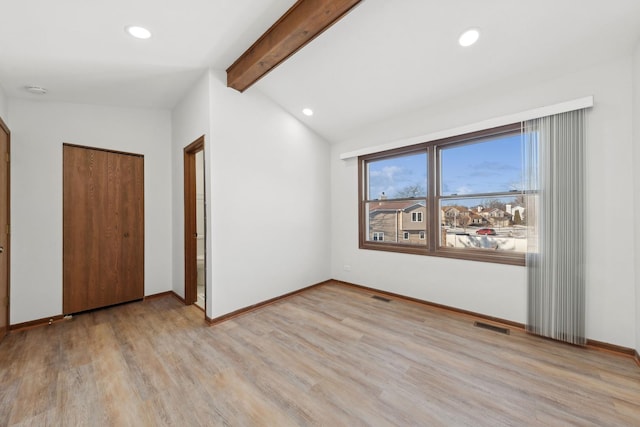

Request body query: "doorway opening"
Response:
[184, 136, 206, 311]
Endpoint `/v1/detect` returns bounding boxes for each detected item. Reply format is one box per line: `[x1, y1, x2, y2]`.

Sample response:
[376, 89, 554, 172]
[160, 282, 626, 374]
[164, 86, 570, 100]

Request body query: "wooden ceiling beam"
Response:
[226, 0, 362, 92]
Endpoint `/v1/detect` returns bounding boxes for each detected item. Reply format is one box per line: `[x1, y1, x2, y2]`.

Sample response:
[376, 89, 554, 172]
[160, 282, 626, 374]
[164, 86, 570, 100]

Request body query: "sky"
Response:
[367, 134, 524, 201]
[441, 134, 523, 195]
[367, 152, 427, 199]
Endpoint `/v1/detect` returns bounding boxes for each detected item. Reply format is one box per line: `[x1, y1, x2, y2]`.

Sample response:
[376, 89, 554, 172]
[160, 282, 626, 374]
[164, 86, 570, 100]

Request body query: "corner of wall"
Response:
[0, 83, 8, 121]
[170, 71, 212, 301]
[9, 100, 173, 324]
[330, 57, 637, 344]
[633, 40, 640, 355]
[205, 69, 332, 318]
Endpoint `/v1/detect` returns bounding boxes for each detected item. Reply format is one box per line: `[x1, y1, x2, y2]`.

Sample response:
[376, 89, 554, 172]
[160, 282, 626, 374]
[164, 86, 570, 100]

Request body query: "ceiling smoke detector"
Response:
[25, 85, 48, 95]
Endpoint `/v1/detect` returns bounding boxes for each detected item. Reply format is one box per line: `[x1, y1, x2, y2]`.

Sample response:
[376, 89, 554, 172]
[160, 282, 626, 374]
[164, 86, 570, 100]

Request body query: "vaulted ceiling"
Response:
[1, 0, 640, 143]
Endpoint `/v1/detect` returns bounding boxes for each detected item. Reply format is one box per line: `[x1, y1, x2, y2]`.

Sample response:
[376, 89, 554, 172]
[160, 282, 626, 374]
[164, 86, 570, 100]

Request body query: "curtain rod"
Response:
[339, 96, 594, 160]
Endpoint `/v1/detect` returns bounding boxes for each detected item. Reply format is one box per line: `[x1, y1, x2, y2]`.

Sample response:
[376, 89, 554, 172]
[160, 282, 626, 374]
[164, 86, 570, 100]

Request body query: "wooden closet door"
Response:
[63, 145, 144, 314]
[107, 152, 144, 305]
[64, 146, 109, 313]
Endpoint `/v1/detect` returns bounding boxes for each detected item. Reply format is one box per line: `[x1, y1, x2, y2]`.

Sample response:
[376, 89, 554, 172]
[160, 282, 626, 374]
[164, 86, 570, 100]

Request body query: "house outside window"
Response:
[359, 123, 528, 265]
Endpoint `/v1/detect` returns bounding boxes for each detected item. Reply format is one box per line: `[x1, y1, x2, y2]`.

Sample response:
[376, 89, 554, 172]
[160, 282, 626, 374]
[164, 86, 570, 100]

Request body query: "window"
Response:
[362, 151, 427, 246]
[359, 123, 527, 265]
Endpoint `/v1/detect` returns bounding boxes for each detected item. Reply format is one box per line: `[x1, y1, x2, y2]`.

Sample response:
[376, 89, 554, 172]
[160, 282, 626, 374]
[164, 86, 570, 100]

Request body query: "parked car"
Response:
[476, 228, 496, 235]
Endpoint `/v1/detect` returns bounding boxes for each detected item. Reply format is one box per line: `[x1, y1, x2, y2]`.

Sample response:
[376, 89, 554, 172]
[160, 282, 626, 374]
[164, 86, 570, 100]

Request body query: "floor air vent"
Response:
[371, 295, 391, 303]
[474, 321, 510, 335]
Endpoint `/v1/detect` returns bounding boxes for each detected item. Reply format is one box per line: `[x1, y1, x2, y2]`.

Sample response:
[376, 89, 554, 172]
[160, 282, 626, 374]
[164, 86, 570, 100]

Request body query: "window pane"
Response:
[441, 134, 522, 196]
[440, 197, 527, 252]
[365, 200, 427, 245]
[367, 152, 427, 200]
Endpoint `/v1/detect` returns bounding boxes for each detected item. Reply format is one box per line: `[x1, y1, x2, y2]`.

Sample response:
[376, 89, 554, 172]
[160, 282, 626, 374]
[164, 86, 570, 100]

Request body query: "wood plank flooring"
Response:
[1, 282, 639, 426]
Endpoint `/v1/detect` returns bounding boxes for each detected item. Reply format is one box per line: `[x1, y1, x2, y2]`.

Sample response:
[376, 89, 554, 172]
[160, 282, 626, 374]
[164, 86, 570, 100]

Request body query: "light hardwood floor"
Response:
[1, 282, 639, 426]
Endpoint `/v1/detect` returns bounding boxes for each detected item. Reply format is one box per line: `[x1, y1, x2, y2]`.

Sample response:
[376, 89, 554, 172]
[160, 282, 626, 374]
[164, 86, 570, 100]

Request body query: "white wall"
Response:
[207, 70, 331, 318]
[9, 99, 172, 324]
[171, 71, 211, 300]
[0, 84, 7, 121]
[633, 42, 640, 355]
[331, 56, 637, 348]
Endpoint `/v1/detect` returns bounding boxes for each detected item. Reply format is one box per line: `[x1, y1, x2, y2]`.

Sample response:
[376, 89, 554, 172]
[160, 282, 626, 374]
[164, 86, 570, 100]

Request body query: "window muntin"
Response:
[359, 123, 527, 265]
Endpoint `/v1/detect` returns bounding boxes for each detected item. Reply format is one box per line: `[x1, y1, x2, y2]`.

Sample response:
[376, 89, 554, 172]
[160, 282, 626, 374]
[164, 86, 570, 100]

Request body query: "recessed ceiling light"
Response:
[302, 108, 314, 116]
[459, 29, 480, 47]
[25, 85, 47, 95]
[125, 25, 151, 39]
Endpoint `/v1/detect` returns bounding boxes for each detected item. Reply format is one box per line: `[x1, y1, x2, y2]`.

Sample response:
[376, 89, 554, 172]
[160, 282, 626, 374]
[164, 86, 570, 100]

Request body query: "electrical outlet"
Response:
[343, 264, 352, 272]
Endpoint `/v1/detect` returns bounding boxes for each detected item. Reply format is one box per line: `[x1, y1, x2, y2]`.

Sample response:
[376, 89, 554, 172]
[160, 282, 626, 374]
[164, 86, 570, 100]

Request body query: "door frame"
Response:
[0, 116, 10, 339]
[183, 136, 205, 307]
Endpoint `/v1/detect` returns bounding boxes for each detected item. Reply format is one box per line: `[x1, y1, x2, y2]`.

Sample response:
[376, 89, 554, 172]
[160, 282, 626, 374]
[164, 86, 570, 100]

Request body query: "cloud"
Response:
[455, 185, 473, 195]
[466, 161, 518, 177]
[370, 165, 425, 199]
[370, 165, 402, 181]
[367, 153, 427, 199]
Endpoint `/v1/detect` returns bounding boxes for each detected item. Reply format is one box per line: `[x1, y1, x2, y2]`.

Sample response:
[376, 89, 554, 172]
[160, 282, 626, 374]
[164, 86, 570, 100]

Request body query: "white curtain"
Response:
[524, 109, 587, 345]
